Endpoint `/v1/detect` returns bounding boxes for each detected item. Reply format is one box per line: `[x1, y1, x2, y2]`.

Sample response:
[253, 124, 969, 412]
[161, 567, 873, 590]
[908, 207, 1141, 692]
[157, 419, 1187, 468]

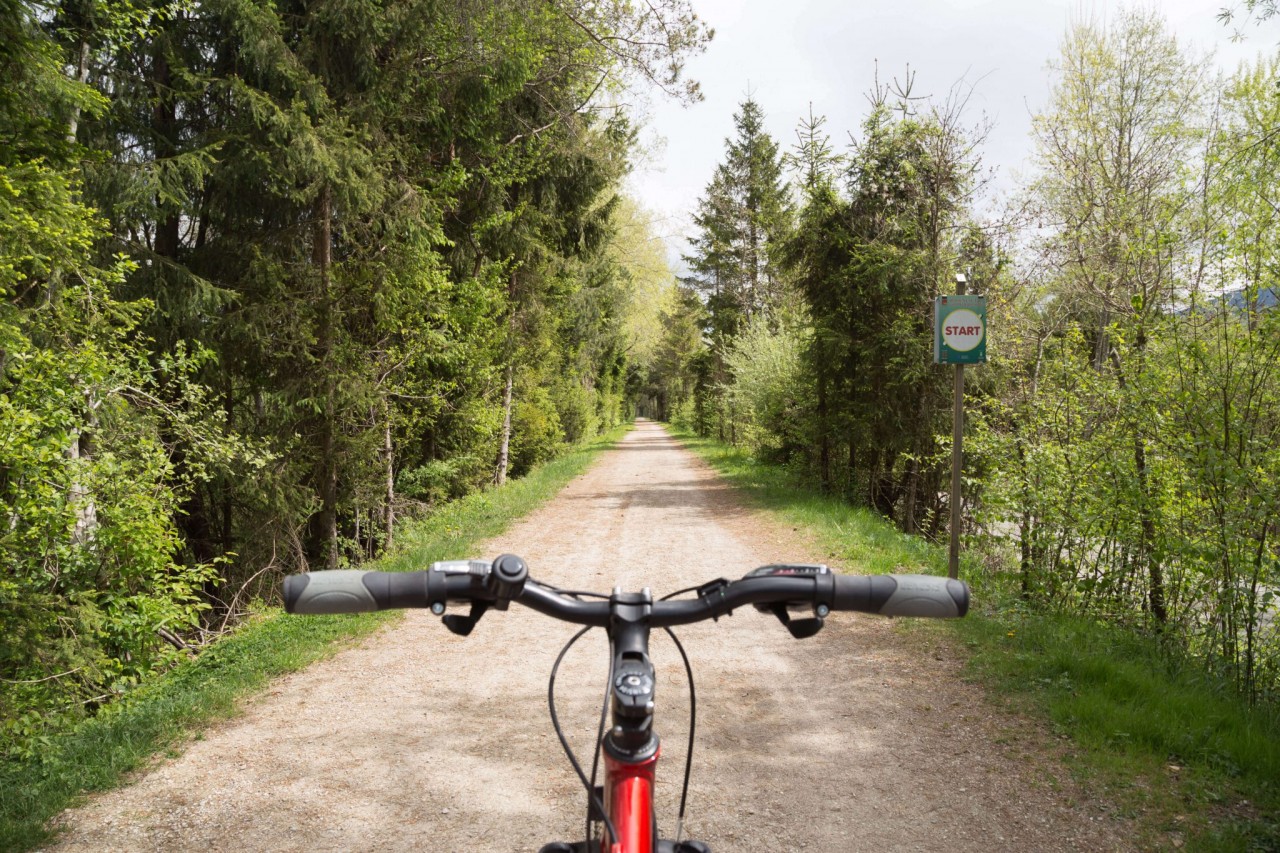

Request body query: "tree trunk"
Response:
[902, 457, 919, 534]
[1093, 309, 1111, 373]
[384, 404, 395, 551]
[152, 46, 180, 258]
[1134, 434, 1166, 623]
[494, 361, 514, 486]
[63, 38, 97, 548]
[1018, 440, 1034, 599]
[817, 372, 831, 493]
[901, 386, 932, 534]
[495, 273, 518, 487]
[1019, 333, 1045, 598]
[313, 184, 339, 570]
[66, 40, 90, 143]
[1108, 324, 1164, 626]
[68, 421, 98, 546]
[847, 438, 858, 503]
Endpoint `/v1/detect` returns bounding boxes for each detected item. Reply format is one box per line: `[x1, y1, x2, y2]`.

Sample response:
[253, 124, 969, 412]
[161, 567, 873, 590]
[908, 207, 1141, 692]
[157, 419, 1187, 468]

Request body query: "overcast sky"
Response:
[624, 0, 1274, 266]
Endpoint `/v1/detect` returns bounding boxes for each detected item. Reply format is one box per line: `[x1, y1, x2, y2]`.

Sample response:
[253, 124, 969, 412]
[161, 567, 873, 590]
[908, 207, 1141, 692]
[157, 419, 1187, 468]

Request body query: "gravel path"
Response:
[43, 420, 1131, 852]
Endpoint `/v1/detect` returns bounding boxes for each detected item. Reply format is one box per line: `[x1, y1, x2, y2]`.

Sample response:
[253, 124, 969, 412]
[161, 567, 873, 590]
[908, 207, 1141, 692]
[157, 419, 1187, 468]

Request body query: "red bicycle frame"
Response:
[601, 749, 660, 853]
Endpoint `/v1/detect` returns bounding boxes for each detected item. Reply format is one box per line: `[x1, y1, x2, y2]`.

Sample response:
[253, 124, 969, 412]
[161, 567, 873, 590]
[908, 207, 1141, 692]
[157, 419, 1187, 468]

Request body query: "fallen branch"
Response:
[1, 667, 83, 685]
[155, 626, 191, 651]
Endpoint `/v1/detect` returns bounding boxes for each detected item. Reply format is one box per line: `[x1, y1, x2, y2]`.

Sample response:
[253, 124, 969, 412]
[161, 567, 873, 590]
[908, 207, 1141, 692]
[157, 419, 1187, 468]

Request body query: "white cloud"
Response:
[625, 0, 1270, 269]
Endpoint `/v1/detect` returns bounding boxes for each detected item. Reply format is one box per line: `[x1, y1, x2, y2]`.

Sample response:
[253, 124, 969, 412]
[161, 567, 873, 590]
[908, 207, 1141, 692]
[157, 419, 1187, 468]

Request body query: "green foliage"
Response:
[396, 458, 479, 507]
[0, 0, 708, 764]
[509, 383, 566, 477]
[0, 423, 628, 851]
[680, 97, 795, 444]
[636, 284, 706, 422]
[669, 83, 986, 533]
[964, 13, 1280, 705]
[720, 311, 811, 460]
[685, 97, 794, 334]
[680, 425, 1280, 851]
[0, 156, 246, 760]
[721, 84, 989, 535]
[550, 376, 600, 445]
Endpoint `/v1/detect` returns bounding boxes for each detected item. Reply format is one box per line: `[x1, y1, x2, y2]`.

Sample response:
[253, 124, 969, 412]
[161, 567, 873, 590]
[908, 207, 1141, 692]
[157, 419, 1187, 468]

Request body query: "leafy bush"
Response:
[550, 377, 599, 444]
[721, 313, 812, 460]
[0, 158, 251, 759]
[396, 455, 483, 507]
[510, 386, 565, 477]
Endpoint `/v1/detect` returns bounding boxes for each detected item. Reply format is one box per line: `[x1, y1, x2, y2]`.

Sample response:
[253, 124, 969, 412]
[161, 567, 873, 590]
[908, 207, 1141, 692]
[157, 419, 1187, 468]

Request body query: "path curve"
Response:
[43, 421, 1129, 852]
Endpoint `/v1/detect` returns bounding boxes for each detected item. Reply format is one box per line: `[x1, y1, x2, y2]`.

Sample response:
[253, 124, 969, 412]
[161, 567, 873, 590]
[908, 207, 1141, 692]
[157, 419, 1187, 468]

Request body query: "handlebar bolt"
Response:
[431, 602, 445, 615]
[816, 603, 830, 618]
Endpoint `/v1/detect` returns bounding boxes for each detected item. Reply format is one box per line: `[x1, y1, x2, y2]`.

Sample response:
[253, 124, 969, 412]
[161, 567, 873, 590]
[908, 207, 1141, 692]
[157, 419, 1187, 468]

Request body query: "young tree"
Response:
[781, 108, 845, 491]
[1027, 9, 1208, 624]
[686, 97, 794, 333]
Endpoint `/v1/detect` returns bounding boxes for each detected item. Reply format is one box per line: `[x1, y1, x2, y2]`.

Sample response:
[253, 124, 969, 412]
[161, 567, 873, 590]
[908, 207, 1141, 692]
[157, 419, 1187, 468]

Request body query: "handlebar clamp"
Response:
[813, 569, 835, 619]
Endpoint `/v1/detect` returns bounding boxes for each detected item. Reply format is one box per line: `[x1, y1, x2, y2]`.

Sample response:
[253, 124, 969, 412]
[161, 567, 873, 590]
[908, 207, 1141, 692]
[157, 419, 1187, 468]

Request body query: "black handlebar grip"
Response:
[282, 570, 432, 614]
[832, 574, 969, 618]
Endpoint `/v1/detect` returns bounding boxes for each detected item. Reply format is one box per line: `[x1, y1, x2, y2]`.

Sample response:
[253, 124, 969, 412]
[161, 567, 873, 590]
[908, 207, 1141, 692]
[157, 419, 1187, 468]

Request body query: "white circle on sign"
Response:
[943, 309, 984, 352]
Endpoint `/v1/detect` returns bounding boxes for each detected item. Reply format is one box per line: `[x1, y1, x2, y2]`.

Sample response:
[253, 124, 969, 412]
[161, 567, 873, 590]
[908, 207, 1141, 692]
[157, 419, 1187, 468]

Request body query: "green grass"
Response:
[958, 609, 1280, 851]
[0, 424, 630, 853]
[670, 426, 1280, 852]
[670, 429, 947, 576]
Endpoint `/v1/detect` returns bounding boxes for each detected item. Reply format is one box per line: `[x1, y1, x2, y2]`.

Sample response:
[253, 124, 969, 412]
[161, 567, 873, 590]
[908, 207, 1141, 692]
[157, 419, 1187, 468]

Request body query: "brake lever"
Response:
[766, 603, 824, 639]
[442, 600, 490, 636]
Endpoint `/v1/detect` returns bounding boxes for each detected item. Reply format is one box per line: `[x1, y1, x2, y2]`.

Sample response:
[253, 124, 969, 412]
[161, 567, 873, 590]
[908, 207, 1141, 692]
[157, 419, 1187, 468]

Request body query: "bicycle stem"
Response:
[600, 588, 663, 853]
[605, 589, 659, 763]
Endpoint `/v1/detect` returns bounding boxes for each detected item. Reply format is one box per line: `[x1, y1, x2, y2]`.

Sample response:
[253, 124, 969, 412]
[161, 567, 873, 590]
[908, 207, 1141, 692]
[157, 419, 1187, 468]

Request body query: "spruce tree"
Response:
[686, 97, 793, 333]
[683, 97, 793, 440]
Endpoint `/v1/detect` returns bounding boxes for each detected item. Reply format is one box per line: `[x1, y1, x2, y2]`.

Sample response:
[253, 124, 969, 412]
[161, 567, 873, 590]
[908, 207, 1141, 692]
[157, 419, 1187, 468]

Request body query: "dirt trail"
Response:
[43, 421, 1129, 852]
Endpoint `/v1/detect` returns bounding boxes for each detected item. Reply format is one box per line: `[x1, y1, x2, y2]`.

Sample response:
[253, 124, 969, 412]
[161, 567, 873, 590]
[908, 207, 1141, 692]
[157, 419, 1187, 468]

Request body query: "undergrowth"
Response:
[671, 426, 1280, 852]
[0, 424, 631, 853]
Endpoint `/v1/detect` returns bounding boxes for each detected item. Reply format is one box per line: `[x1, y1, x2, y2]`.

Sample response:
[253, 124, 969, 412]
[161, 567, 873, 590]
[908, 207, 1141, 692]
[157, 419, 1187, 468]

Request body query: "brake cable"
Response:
[548, 587, 702, 849]
[658, 586, 702, 844]
[548, 625, 618, 849]
[586, 634, 613, 846]
[662, 626, 697, 844]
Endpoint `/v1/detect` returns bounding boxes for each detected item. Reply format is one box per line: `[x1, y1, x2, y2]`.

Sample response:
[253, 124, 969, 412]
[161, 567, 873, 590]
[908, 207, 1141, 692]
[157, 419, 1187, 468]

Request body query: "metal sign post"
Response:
[935, 279, 987, 580]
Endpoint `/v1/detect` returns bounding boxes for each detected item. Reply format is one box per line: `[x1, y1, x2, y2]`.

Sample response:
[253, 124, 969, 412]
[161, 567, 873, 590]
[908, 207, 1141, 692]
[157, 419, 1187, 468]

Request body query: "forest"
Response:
[0, 0, 708, 751]
[3, 0, 1279, 760]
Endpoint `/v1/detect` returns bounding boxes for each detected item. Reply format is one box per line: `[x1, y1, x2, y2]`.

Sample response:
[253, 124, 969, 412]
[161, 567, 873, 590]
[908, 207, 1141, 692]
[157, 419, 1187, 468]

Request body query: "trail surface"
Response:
[45, 421, 1129, 852]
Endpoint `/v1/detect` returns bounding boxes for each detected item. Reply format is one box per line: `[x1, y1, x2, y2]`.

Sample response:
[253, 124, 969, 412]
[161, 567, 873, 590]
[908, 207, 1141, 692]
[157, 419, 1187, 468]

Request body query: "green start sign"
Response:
[934, 295, 987, 365]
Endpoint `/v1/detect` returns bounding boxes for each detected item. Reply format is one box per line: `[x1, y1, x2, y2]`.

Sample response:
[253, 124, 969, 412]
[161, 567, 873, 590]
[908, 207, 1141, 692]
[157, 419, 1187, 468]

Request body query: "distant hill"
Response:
[1176, 287, 1277, 314]
[1221, 287, 1278, 311]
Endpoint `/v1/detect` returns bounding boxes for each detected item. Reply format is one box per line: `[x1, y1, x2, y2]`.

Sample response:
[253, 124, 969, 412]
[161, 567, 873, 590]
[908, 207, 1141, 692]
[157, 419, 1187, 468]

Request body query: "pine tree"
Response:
[686, 98, 793, 332]
[683, 97, 793, 439]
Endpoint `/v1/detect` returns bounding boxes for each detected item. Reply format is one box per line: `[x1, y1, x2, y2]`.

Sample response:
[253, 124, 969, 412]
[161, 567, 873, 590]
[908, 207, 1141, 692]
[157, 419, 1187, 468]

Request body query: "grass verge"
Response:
[0, 424, 630, 853]
[669, 426, 1280, 852]
[670, 428, 948, 576]
[959, 608, 1280, 851]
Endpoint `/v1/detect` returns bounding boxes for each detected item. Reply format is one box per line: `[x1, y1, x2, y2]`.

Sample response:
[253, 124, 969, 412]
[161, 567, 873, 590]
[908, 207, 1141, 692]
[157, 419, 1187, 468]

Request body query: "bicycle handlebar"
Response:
[282, 557, 969, 625]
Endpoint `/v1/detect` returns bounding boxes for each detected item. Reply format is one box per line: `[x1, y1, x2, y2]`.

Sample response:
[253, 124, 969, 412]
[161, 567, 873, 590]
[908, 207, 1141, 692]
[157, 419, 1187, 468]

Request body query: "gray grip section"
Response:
[283, 570, 377, 614]
[879, 575, 968, 618]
